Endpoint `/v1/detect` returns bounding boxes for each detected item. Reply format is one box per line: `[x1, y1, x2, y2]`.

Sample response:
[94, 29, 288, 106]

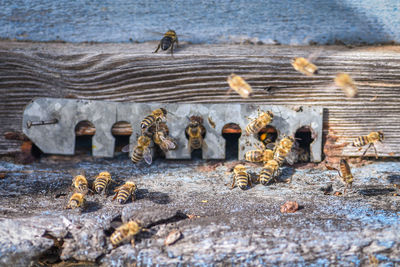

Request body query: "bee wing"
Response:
[160, 136, 176, 150]
[265, 142, 276, 150]
[143, 148, 153, 165]
[121, 144, 132, 153]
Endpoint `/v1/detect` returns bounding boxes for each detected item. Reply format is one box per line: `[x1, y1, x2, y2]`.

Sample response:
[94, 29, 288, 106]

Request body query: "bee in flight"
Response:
[152, 122, 177, 153]
[66, 192, 86, 210]
[113, 181, 137, 204]
[246, 109, 274, 135]
[141, 108, 167, 132]
[153, 30, 179, 56]
[110, 220, 142, 247]
[226, 74, 253, 99]
[122, 135, 153, 165]
[273, 136, 296, 166]
[259, 159, 280, 185]
[334, 73, 358, 98]
[93, 171, 113, 195]
[229, 164, 252, 190]
[352, 131, 384, 159]
[72, 174, 89, 194]
[186, 116, 206, 152]
[291, 57, 318, 76]
[245, 143, 274, 163]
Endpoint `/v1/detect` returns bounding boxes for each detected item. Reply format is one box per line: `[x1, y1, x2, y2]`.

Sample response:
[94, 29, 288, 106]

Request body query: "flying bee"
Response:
[123, 135, 152, 165]
[244, 143, 274, 163]
[273, 136, 295, 166]
[229, 164, 252, 190]
[153, 30, 179, 55]
[335, 73, 358, 98]
[152, 123, 177, 153]
[113, 181, 137, 204]
[141, 108, 167, 132]
[352, 131, 384, 159]
[185, 116, 206, 152]
[110, 220, 142, 247]
[72, 174, 89, 193]
[226, 74, 253, 98]
[291, 57, 318, 76]
[259, 159, 280, 185]
[93, 171, 113, 195]
[66, 192, 85, 209]
[245, 110, 274, 135]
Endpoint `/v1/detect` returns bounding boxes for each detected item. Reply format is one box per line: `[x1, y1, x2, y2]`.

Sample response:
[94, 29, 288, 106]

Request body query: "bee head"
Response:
[160, 108, 167, 116]
[138, 135, 151, 146]
[234, 164, 246, 173]
[378, 131, 384, 141]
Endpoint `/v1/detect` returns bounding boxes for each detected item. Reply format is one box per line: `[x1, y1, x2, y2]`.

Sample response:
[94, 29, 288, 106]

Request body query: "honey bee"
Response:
[338, 159, 354, 195]
[141, 108, 167, 132]
[259, 159, 280, 185]
[245, 143, 274, 163]
[352, 131, 384, 159]
[113, 181, 137, 204]
[153, 30, 179, 55]
[186, 116, 206, 152]
[110, 220, 142, 247]
[93, 171, 113, 195]
[226, 74, 253, 98]
[229, 164, 251, 190]
[72, 174, 89, 193]
[66, 192, 85, 209]
[335, 73, 358, 98]
[152, 123, 177, 153]
[291, 57, 318, 76]
[127, 135, 152, 165]
[245, 110, 274, 135]
[273, 136, 295, 166]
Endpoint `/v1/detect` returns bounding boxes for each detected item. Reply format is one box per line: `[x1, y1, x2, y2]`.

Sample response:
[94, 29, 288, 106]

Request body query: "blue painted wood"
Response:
[0, 0, 399, 44]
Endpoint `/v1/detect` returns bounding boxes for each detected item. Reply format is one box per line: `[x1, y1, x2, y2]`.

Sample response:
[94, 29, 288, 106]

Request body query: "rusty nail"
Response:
[27, 119, 58, 129]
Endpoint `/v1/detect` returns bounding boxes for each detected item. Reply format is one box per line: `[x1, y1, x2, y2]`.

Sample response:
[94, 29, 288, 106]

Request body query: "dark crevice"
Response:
[222, 123, 242, 160]
[37, 231, 64, 265]
[294, 126, 315, 163]
[146, 211, 188, 229]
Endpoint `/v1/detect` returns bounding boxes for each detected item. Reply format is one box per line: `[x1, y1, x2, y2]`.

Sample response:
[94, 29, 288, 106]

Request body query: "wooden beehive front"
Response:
[1, 41, 400, 159]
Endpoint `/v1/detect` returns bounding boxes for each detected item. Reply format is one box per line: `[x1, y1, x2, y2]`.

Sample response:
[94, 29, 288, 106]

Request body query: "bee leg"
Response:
[248, 174, 252, 187]
[229, 175, 236, 189]
[372, 143, 378, 159]
[153, 43, 161, 53]
[130, 238, 136, 247]
[361, 143, 373, 158]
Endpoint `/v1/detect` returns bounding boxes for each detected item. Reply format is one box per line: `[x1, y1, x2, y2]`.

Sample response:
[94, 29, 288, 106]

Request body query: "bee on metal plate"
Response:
[226, 73, 253, 99]
[122, 135, 153, 165]
[352, 131, 384, 159]
[141, 108, 167, 132]
[153, 30, 179, 55]
[229, 164, 251, 190]
[93, 171, 113, 195]
[152, 123, 177, 153]
[66, 192, 86, 209]
[259, 159, 280, 185]
[186, 116, 206, 152]
[245, 109, 274, 135]
[273, 136, 295, 166]
[334, 73, 358, 98]
[110, 220, 142, 247]
[113, 181, 137, 204]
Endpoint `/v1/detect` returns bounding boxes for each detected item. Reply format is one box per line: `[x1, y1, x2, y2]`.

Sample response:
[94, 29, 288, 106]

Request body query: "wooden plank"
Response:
[1, 41, 400, 159]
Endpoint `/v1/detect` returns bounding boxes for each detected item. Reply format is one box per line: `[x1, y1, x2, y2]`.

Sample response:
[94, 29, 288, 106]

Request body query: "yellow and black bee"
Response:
[352, 131, 384, 159]
[245, 110, 274, 135]
[244, 143, 274, 163]
[185, 116, 206, 152]
[113, 181, 137, 204]
[153, 30, 179, 55]
[66, 192, 85, 209]
[291, 57, 318, 76]
[141, 108, 167, 132]
[273, 136, 295, 166]
[152, 123, 177, 153]
[72, 174, 89, 193]
[110, 220, 142, 247]
[131, 135, 152, 165]
[259, 159, 280, 185]
[339, 159, 354, 195]
[229, 164, 251, 190]
[93, 171, 113, 195]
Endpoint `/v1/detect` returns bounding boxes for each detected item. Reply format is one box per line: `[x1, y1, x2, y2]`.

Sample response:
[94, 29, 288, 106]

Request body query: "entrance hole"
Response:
[294, 126, 315, 162]
[258, 126, 278, 147]
[75, 121, 95, 156]
[112, 121, 133, 156]
[222, 123, 242, 160]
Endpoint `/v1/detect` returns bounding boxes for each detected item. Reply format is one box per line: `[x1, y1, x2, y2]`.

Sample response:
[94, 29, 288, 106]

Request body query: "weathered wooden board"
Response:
[1, 41, 400, 158]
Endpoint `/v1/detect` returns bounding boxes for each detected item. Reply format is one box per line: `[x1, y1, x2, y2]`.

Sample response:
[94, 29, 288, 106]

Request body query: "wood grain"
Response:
[1, 41, 400, 158]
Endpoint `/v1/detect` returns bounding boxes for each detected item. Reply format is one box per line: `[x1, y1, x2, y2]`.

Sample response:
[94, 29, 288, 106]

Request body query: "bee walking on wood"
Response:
[326, 159, 354, 195]
[93, 171, 113, 195]
[226, 74, 253, 98]
[152, 122, 177, 153]
[273, 136, 295, 166]
[229, 164, 251, 190]
[291, 57, 318, 76]
[141, 108, 167, 132]
[186, 116, 206, 152]
[259, 159, 280, 185]
[245, 109, 274, 135]
[110, 220, 142, 247]
[66, 192, 86, 209]
[335, 73, 358, 98]
[113, 181, 137, 204]
[245, 143, 274, 163]
[153, 30, 179, 55]
[352, 131, 384, 159]
[72, 174, 89, 194]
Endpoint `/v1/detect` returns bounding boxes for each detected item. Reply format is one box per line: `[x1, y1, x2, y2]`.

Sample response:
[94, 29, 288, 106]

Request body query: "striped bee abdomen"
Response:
[259, 167, 275, 185]
[352, 136, 369, 147]
[131, 147, 144, 163]
[246, 120, 262, 135]
[116, 188, 131, 204]
[94, 177, 108, 193]
[245, 150, 263, 162]
[110, 229, 126, 246]
[236, 172, 249, 190]
[190, 137, 202, 149]
[141, 115, 156, 129]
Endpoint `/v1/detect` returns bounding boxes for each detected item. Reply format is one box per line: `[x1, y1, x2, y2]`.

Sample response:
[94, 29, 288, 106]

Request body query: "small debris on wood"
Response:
[4, 131, 29, 141]
[369, 95, 378, 102]
[333, 191, 342, 196]
[207, 117, 216, 129]
[389, 152, 395, 156]
[201, 200, 208, 203]
[186, 214, 200, 220]
[280, 201, 299, 213]
[164, 229, 182, 246]
[0, 173, 5, 179]
[291, 106, 303, 112]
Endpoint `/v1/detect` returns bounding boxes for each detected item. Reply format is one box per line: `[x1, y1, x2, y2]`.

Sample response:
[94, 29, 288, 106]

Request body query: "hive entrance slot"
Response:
[75, 121, 95, 156]
[258, 126, 278, 146]
[222, 123, 242, 160]
[112, 121, 132, 156]
[294, 126, 315, 162]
